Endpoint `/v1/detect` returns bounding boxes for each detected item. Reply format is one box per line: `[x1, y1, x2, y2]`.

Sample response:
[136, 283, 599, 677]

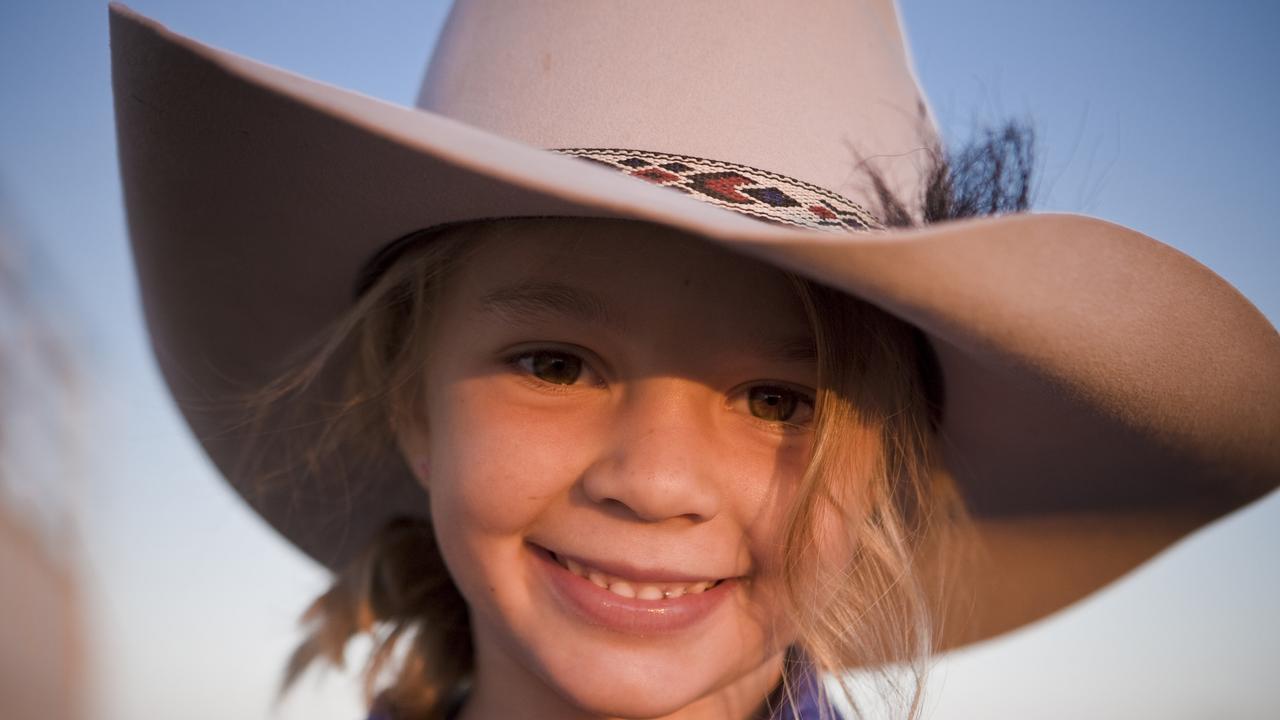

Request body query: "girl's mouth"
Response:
[530, 544, 737, 636]
[548, 550, 727, 600]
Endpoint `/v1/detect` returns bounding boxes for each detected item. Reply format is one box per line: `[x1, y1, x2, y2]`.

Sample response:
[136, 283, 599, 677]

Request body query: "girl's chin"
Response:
[556, 686, 707, 719]
[549, 654, 794, 720]
[516, 621, 784, 720]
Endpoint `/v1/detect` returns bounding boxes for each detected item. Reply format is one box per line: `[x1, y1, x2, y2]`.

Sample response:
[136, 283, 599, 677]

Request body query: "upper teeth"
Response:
[555, 554, 720, 600]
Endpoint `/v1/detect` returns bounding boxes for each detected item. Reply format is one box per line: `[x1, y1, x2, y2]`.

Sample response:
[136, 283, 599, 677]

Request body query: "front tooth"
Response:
[636, 585, 665, 600]
[587, 571, 609, 588]
[565, 558, 584, 576]
[609, 581, 636, 598]
[665, 586, 686, 599]
[688, 581, 710, 594]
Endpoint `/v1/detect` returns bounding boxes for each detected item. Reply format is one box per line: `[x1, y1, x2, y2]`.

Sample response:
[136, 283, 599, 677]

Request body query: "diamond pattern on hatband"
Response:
[553, 148, 884, 233]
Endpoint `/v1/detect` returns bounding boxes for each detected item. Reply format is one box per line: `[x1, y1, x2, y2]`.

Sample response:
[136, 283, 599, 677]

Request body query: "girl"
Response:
[278, 215, 965, 720]
[108, 1, 1280, 718]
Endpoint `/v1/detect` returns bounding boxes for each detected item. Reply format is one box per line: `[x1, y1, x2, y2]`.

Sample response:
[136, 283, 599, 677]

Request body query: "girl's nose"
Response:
[580, 381, 723, 524]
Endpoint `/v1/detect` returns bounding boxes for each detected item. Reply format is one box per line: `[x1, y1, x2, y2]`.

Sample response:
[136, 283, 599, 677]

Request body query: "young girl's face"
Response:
[398, 219, 835, 718]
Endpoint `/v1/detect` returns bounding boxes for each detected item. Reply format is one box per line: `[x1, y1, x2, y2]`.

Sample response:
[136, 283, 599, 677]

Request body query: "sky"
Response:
[0, 1, 1277, 718]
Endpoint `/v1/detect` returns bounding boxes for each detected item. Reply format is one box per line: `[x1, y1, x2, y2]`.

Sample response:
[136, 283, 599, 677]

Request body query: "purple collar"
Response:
[366, 677, 833, 720]
[368, 652, 834, 720]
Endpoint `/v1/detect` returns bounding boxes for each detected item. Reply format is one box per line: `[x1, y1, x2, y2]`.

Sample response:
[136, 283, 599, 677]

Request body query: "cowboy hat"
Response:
[109, 0, 1280, 649]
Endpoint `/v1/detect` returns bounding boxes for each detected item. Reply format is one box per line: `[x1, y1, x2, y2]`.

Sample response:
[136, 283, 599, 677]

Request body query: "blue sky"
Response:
[1, 1, 1277, 718]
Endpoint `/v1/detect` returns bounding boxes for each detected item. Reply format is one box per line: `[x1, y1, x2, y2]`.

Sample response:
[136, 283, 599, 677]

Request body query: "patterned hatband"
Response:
[553, 148, 883, 233]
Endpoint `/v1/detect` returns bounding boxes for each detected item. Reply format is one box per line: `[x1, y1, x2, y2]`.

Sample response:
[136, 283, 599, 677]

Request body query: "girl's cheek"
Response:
[427, 377, 599, 534]
[729, 433, 813, 542]
[739, 435, 862, 609]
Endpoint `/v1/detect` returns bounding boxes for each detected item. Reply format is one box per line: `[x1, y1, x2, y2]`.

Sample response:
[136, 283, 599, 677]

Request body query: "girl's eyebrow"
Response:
[477, 280, 625, 331]
[476, 280, 817, 366]
[762, 336, 817, 365]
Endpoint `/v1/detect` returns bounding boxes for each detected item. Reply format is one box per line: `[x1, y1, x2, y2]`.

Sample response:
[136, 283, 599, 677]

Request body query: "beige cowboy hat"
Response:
[110, 0, 1279, 649]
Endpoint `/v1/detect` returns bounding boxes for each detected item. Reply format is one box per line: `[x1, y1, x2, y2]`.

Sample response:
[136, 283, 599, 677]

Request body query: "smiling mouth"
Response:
[548, 551, 727, 600]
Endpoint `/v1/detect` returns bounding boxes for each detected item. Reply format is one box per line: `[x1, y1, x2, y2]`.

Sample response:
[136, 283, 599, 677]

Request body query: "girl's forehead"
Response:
[453, 218, 809, 324]
[429, 219, 819, 368]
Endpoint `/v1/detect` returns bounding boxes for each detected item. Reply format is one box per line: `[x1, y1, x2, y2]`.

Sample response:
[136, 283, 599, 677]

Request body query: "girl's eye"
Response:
[745, 385, 815, 426]
[514, 350, 586, 385]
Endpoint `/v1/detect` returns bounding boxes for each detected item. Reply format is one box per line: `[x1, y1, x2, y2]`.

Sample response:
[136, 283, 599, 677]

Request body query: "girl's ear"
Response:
[393, 419, 431, 489]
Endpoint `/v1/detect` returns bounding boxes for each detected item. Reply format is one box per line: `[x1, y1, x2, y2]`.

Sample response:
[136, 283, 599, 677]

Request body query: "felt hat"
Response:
[109, 1, 1280, 647]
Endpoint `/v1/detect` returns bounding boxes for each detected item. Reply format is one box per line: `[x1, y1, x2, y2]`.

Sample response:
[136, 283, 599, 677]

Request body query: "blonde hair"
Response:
[270, 218, 970, 720]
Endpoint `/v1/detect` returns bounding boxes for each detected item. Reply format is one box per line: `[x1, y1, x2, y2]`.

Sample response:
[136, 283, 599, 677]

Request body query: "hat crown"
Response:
[417, 0, 938, 214]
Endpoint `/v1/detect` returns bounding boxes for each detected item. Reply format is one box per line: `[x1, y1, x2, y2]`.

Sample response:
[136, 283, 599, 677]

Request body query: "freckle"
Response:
[541, 52, 551, 74]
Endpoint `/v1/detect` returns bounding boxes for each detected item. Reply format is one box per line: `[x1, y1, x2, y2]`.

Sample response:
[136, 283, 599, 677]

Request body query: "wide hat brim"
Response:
[110, 5, 1280, 648]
